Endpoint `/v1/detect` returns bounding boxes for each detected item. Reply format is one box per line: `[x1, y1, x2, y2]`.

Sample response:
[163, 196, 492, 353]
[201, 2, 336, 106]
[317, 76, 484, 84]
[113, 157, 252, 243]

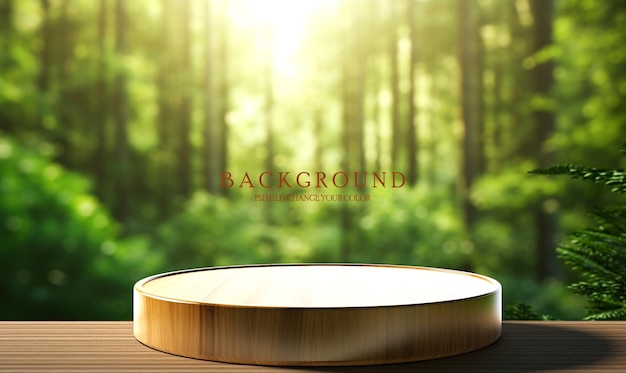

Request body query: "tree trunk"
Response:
[202, 0, 216, 194]
[373, 66, 382, 172]
[113, 0, 130, 224]
[313, 107, 324, 172]
[264, 25, 276, 226]
[177, 0, 192, 198]
[264, 27, 275, 177]
[38, 0, 61, 155]
[389, 2, 400, 171]
[509, 0, 531, 159]
[339, 1, 355, 262]
[156, 0, 174, 215]
[56, 0, 73, 167]
[0, 0, 12, 50]
[457, 0, 484, 231]
[218, 2, 230, 197]
[339, 1, 367, 174]
[37, 0, 50, 106]
[406, 0, 418, 186]
[491, 47, 504, 172]
[341, 9, 353, 172]
[425, 57, 439, 184]
[354, 2, 366, 179]
[94, 0, 108, 202]
[481, 0, 503, 174]
[356, 65, 366, 177]
[0, 0, 13, 132]
[530, 0, 558, 280]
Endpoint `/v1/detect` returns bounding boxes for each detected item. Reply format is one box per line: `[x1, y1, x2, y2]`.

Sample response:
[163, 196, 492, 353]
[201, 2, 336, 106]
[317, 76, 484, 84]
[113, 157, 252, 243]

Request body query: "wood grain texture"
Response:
[139, 264, 497, 307]
[133, 264, 502, 365]
[0, 322, 625, 372]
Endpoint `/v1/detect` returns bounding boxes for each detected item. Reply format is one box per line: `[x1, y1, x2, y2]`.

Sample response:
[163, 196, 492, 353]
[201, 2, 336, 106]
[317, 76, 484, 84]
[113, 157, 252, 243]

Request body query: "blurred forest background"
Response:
[1, 0, 625, 320]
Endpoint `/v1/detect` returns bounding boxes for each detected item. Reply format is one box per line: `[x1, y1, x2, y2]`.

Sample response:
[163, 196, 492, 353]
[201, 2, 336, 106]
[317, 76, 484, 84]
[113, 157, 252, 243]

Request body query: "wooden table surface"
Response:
[0, 321, 625, 372]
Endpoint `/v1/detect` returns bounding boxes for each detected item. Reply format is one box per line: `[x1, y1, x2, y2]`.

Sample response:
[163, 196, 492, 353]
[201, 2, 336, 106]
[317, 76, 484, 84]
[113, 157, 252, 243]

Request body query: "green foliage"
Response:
[532, 154, 626, 320]
[0, 135, 154, 320]
[504, 302, 557, 321]
[552, 1, 626, 164]
[530, 164, 626, 194]
[353, 186, 467, 267]
[152, 193, 281, 270]
[1, 0, 625, 322]
[558, 206, 626, 320]
[499, 274, 584, 320]
[152, 186, 469, 271]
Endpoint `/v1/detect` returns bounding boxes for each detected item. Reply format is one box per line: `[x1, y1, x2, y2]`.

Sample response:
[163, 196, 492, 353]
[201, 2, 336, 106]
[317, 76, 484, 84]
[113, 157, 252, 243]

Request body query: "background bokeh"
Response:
[1, 0, 625, 320]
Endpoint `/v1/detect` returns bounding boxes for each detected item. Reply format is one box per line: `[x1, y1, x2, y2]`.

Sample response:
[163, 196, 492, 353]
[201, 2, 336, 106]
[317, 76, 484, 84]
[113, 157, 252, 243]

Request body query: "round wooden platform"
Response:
[133, 264, 501, 366]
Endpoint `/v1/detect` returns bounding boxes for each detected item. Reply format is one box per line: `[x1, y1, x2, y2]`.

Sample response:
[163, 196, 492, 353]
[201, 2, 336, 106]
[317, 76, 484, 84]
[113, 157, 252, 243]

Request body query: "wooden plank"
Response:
[0, 321, 624, 372]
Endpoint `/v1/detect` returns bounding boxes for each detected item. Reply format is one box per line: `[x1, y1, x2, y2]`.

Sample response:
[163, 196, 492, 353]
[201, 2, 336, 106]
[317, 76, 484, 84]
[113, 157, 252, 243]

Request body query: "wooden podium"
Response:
[133, 264, 501, 366]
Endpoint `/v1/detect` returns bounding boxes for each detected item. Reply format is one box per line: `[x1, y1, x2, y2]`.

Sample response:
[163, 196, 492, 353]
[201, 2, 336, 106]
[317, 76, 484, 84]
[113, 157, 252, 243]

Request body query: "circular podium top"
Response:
[134, 264, 502, 366]
[140, 264, 498, 308]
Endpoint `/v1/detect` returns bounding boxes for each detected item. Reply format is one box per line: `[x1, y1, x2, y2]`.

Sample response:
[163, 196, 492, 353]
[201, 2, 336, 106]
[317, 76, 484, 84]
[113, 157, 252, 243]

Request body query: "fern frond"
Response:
[589, 206, 626, 234]
[566, 234, 626, 268]
[529, 165, 626, 193]
[584, 307, 626, 321]
[557, 245, 624, 280]
[530, 146, 626, 320]
[504, 302, 542, 320]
